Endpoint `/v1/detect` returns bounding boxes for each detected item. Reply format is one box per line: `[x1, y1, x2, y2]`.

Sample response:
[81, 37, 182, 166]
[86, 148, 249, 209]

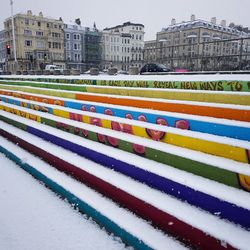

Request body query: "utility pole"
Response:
[10, 0, 17, 72]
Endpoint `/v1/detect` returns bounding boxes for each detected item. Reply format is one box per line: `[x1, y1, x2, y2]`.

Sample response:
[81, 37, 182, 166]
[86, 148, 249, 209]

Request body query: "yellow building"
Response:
[4, 10, 65, 72]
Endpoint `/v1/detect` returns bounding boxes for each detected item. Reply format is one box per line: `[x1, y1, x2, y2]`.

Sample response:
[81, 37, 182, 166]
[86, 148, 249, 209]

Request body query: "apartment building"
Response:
[64, 22, 102, 73]
[4, 10, 65, 72]
[102, 22, 144, 71]
[64, 23, 85, 72]
[145, 15, 250, 70]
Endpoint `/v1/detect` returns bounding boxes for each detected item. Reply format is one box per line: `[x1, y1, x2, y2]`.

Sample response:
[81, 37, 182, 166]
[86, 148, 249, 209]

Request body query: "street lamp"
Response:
[10, 0, 17, 72]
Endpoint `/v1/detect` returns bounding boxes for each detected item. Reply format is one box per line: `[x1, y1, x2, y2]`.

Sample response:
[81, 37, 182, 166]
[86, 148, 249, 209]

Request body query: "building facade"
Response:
[84, 26, 102, 71]
[64, 23, 85, 72]
[0, 30, 6, 71]
[64, 23, 102, 73]
[102, 22, 145, 71]
[4, 10, 65, 73]
[145, 15, 250, 71]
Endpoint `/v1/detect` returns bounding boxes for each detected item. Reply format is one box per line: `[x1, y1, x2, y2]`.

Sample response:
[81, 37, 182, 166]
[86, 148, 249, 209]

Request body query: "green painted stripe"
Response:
[1, 77, 250, 92]
[0, 81, 87, 92]
[0, 146, 153, 250]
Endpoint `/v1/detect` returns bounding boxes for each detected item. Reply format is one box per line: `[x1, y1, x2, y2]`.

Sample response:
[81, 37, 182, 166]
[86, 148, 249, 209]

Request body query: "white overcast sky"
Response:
[0, 0, 249, 40]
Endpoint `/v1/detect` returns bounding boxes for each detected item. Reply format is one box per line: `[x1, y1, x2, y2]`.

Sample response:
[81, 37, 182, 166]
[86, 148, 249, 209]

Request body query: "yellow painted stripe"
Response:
[87, 87, 250, 105]
[53, 109, 70, 119]
[164, 133, 248, 163]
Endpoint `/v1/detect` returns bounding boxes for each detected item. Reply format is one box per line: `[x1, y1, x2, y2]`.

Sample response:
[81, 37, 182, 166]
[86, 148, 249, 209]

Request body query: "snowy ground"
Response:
[0, 153, 129, 250]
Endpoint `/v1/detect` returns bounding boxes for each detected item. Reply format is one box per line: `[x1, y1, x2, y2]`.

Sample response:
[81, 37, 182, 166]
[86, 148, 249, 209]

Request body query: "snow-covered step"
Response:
[1, 124, 250, 250]
[1, 93, 250, 141]
[0, 136, 187, 250]
[1, 102, 250, 192]
[0, 84, 250, 122]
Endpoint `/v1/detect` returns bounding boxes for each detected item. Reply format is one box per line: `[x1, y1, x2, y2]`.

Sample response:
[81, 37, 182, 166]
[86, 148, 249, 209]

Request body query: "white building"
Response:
[102, 22, 144, 71]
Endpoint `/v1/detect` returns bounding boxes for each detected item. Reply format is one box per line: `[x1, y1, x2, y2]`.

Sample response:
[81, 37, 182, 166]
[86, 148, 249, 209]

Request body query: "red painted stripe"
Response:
[0, 129, 236, 250]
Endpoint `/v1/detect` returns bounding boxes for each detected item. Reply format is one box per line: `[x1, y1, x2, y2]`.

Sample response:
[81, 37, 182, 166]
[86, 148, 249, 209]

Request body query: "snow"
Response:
[0, 153, 128, 250]
[0, 137, 187, 250]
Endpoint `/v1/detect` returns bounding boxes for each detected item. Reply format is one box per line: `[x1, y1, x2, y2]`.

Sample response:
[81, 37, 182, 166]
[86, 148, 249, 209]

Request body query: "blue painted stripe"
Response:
[0, 145, 152, 250]
[64, 99, 250, 141]
[26, 125, 250, 230]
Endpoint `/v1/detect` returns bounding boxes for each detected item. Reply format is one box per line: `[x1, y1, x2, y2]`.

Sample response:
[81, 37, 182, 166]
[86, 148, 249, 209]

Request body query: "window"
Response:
[36, 31, 44, 36]
[37, 21, 41, 27]
[74, 43, 77, 50]
[25, 19, 29, 25]
[66, 33, 70, 39]
[47, 23, 50, 28]
[52, 32, 60, 38]
[25, 40, 32, 46]
[24, 29, 32, 35]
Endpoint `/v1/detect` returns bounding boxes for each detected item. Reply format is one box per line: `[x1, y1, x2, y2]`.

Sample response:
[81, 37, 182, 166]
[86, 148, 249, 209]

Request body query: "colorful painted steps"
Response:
[0, 84, 250, 122]
[1, 112, 250, 230]
[1, 92, 250, 142]
[1, 120, 250, 250]
[1, 101, 250, 192]
[1, 75, 250, 249]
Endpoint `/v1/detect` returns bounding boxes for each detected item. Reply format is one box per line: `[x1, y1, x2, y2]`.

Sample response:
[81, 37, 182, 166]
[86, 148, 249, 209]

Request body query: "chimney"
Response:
[221, 19, 226, 27]
[171, 18, 176, 25]
[211, 17, 216, 24]
[191, 14, 196, 21]
[27, 10, 32, 16]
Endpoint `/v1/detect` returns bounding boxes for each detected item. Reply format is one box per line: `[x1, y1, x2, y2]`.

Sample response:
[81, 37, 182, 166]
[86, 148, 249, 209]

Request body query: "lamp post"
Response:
[10, 0, 17, 73]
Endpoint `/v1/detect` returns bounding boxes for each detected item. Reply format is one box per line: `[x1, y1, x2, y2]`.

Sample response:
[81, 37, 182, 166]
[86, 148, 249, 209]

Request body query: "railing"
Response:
[143, 37, 250, 71]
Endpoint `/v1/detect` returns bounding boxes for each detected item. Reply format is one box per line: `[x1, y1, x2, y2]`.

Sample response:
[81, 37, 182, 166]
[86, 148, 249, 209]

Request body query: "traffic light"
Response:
[6, 44, 11, 55]
[44, 53, 47, 60]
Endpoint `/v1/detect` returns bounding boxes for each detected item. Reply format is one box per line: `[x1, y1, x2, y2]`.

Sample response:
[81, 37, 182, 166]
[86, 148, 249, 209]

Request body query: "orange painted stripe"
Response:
[76, 93, 250, 122]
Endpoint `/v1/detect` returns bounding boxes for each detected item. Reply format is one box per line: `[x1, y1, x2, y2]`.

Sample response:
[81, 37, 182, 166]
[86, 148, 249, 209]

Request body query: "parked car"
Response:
[45, 64, 64, 73]
[117, 70, 128, 75]
[140, 63, 171, 74]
